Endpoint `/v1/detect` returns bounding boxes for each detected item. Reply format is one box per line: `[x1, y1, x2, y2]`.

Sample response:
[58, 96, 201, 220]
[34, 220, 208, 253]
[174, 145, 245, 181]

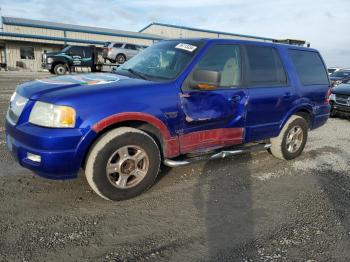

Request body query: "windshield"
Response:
[331, 71, 350, 77]
[61, 46, 71, 53]
[328, 69, 336, 74]
[116, 40, 204, 81]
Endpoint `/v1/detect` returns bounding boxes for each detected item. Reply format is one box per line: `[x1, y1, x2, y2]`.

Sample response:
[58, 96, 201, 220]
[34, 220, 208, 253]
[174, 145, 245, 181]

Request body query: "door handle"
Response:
[283, 92, 292, 99]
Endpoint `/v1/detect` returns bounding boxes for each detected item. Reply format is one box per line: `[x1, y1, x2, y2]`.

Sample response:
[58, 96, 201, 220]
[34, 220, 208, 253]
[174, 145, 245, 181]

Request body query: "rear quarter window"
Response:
[288, 49, 329, 85]
[246, 46, 287, 86]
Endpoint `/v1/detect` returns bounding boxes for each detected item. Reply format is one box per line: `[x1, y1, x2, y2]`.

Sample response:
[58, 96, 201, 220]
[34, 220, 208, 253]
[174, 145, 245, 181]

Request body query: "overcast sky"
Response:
[0, 0, 349, 67]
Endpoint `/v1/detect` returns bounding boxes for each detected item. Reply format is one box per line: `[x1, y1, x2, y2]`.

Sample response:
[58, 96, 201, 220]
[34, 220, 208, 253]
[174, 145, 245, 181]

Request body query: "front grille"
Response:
[336, 94, 349, 100]
[335, 94, 350, 106]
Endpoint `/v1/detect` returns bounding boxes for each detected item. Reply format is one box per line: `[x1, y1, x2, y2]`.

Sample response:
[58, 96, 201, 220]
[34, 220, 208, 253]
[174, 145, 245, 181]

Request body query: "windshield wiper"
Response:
[123, 68, 148, 80]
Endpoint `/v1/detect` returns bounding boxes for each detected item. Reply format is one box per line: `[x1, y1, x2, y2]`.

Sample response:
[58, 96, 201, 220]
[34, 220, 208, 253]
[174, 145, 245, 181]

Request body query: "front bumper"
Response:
[330, 101, 350, 114]
[41, 63, 52, 70]
[5, 120, 94, 179]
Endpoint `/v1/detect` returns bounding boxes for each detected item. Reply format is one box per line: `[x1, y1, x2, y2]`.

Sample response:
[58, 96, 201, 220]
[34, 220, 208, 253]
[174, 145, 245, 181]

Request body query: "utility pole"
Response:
[0, 7, 3, 31]
[0, 7, 2, 31]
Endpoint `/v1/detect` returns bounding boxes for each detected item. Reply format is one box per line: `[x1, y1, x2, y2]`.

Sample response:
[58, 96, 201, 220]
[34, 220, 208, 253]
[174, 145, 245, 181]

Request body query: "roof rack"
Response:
[273, 39, 307, 46]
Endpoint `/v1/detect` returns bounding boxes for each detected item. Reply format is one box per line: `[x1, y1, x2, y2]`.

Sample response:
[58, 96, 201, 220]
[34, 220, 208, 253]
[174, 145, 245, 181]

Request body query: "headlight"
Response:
[47, 57, 53, 64]
[7, 92, 28, 125]
[29, 101, 76, 128]
[329, 93, 335, 101]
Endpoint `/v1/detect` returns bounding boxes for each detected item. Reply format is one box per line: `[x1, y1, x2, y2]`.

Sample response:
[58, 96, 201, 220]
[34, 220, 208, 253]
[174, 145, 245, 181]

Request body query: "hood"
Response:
[330, 76, 344, 81]
[44, 51, 61, 57]
[332, 83, 350, 95]
[16, 73, 158, 101]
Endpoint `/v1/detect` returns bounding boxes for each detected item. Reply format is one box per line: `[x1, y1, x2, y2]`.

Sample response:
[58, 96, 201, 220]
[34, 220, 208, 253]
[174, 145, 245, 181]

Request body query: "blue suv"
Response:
[5, 39, 331, 200]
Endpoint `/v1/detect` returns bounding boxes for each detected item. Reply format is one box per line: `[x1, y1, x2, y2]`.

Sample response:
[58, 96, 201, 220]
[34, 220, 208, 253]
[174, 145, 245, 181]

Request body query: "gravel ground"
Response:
[0, 72, 349, 262]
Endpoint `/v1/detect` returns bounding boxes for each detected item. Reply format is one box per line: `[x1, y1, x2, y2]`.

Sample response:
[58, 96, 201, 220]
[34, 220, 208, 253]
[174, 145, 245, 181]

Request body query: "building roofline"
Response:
[139, 22, 275, 41]
[0, 32, 106, 45]
[2, 16, 164, 41]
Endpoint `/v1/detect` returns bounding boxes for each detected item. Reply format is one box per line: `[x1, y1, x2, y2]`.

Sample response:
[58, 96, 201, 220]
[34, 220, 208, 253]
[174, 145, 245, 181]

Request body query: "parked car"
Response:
[328, 67, 342, 75]
[42, 45, 102, 75]
[330, 69, 350, 86]
[6, 39, 330, 201]
[329, 79, 350, 117]
[102, 42, 147, 64]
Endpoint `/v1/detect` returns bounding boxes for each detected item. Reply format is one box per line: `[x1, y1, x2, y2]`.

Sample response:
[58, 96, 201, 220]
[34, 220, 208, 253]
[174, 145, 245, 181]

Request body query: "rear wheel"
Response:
[54, 64, 68, 75]
[116, 54, 126, 64]
[270, 115, 308, 160]
[85, 127, 161, 201]
[330, 109, 337, 118]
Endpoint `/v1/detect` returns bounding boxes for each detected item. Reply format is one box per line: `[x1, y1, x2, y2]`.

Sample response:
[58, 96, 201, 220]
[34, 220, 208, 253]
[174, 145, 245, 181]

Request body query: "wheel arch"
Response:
[280, 105, 314, 132]
[52, 60, 69, 72]
[81, 113, 179, 168]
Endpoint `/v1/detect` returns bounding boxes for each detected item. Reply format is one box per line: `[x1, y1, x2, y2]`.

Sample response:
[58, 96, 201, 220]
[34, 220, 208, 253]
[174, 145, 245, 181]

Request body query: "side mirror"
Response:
[191, 70, 221, 90]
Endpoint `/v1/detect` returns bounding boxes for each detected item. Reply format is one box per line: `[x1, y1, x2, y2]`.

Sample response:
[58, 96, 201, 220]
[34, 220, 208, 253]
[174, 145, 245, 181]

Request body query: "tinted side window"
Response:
[68, 47, 83, 57]
[83, 48, 92, 58]
[193, 44, 241, 87]
[125, 44, 137, 50]
[113, 43, 123, 48]
[246, 46, 287, 86]
[288, 50, 329, 85]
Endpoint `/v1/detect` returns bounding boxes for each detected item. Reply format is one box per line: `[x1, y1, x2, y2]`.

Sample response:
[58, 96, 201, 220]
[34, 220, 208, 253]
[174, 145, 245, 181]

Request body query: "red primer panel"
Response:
[92, 112, 172, 138]
[179, 128, 243, 153]
[92, 112, 180, 157]
[92, 113, 243, 158]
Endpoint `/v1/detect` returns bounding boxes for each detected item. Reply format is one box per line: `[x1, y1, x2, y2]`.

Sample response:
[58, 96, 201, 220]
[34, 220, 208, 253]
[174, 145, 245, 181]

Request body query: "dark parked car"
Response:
[329, 79, 350, 117]
[328, 67, 342, 75]
[330, 69, 350, 86]
[42, 45, 102, 75]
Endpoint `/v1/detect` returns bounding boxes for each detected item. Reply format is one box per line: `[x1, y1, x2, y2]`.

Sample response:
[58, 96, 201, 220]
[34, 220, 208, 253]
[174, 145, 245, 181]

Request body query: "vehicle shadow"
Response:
[193, 152, 256, 260]
[317, 150, 350, 259]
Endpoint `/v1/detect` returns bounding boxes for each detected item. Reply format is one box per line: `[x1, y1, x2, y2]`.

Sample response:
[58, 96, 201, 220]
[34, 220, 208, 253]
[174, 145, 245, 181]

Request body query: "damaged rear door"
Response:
[179, 43, 248, 154]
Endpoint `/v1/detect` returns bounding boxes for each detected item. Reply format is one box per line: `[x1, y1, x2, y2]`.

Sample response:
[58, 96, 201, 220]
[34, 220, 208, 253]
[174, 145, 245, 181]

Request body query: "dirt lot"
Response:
[0, 72, 349, 262]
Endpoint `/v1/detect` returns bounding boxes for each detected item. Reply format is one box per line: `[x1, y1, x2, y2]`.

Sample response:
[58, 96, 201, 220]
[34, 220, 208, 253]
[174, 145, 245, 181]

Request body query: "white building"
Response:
[0, 17, 304, 72]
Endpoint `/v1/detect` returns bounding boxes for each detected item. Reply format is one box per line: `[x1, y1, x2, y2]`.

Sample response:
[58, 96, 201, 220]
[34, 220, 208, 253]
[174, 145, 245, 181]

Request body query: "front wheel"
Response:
[54, 64, 68, 75]
[116, 54, 126, 64]
[270, 115, 308, 160]
[85, 127, 161, 201]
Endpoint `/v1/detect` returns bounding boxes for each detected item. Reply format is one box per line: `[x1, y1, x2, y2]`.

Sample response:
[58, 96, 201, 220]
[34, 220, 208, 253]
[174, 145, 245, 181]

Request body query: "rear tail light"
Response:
[325, 87, 332, 104]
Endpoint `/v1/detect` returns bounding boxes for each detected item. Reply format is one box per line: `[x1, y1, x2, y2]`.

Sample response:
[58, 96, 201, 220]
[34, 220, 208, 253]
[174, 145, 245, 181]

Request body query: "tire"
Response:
[107, 58, 116, 63]
[270, 115, 308, 160]
[85, 127, 161, 201]
[330, 109, 337, 118]
[49, 69, 55, 74]
[54, 64, 68, 75]
[116, 54, 126, 64]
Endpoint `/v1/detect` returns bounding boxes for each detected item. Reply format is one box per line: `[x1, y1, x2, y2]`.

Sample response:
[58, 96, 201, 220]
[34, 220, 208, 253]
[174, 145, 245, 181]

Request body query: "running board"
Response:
[163, 143, 271, 167]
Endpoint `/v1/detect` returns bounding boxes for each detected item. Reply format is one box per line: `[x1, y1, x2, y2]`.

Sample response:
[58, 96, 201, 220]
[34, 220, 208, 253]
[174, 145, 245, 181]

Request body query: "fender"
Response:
[279, 103, 314, 132]
[50, 56, 71, 70]
[91, 112, 244, 158]
[91, 112, 180, 158]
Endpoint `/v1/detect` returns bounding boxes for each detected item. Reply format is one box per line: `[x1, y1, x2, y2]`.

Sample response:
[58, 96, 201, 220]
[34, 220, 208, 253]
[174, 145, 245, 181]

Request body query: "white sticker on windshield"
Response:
[175, 43, 197, 52]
